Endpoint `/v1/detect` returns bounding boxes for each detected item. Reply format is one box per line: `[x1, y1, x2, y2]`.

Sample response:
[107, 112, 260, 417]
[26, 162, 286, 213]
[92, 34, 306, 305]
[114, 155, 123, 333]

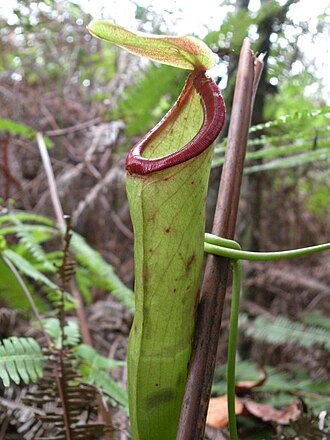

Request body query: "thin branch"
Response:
[36, 132, 65, 227]
[36, 132, 92, 346]
[44, 117, 102, 137]
[177, 38, 264, 440]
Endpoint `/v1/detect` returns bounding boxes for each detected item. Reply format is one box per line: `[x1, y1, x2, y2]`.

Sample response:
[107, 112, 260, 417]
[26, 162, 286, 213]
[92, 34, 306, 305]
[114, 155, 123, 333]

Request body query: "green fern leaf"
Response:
[213, 359, 329, 398]
[0, 211, 55, 228]
[7, 215, 56, 273]
[75, 343, 127, 408]
[302, 310, 330, 331]
[86, 368, 128, 408]
[249, 106, 330, 133]
[0, 337, 44, 387]
[242, 314, 330, 351]
[75, 343, 125, 370]
[244, 148, 329, 174]
[0, 257, 47, 311]
[0, 118, 53, 147]
[42, 317, 81, 348]
[2, 249, 59, 291]
[115, 64, 186, 137]
[71, 232, 134, 312]
[212, 106, 330, 173]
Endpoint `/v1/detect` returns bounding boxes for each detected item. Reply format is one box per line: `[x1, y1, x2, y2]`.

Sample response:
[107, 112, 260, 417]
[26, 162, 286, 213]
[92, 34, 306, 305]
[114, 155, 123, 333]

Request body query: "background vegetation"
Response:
[0, 0, 329, 438]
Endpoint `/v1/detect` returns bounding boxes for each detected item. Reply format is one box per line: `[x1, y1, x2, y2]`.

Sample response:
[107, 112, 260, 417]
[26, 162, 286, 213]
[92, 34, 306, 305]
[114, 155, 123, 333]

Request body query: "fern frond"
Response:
[71, 232, 134, 312]
[0, 211, 56, 228]
[244, 148, 329, 174]
[7, 214, 56, 273]
[115, 63, 186, 137]
[86, 368, 128, 408]
[75, 344, 127, 407]
[42, 318, 81, 349]
[212, 106, 330, 173]
[1, 250, 76, 311]
[75, 343, 128, 408]
[213, 359, 330, 410]
[0, 223, 59, 244]
[0, 337, 44, 387]
[0, 118, 53, 147]
[241, 314, 330, 351]
[249, 106, 330, 133]
[301, 310, 330, 331]
[0, 257, 47, 311]
[2, 249, 60, 291]
[75, 343, 125, 370]
[23, 347, 111, 438]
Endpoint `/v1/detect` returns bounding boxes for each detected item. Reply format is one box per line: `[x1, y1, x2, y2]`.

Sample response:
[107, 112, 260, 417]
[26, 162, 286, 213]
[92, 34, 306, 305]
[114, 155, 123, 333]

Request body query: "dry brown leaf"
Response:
[235, 366, 267, 394]
[242, 399, 303, 425]
[206, 395, 244, 429]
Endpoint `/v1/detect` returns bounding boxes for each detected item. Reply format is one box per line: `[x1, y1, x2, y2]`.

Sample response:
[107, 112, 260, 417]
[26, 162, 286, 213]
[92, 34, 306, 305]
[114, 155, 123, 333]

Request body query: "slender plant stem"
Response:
[204, 235, 330, 438]
[227, 259, 241, 440]
[36, 132, 65, 228]
[36, 132, 92, 346]
[204, 239, 330, 261]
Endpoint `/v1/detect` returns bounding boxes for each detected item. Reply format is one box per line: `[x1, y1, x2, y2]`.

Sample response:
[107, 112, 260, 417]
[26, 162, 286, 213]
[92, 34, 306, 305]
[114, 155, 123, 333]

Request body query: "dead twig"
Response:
[36, 132, 92, 346]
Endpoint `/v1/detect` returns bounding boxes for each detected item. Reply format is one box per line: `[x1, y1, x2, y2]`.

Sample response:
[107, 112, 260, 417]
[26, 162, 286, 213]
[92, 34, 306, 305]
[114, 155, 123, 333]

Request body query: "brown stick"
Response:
[36, 132, 93, 346]
[176, 39, 264, 440]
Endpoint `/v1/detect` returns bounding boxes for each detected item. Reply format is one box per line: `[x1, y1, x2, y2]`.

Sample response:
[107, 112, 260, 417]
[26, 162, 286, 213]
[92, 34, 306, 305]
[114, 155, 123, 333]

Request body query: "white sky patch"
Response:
[79, 0, 231, 37]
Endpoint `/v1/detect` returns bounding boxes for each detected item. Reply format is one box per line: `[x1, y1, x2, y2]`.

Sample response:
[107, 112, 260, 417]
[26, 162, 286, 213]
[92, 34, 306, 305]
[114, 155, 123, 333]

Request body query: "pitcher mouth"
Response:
[126, 70, 226, 175]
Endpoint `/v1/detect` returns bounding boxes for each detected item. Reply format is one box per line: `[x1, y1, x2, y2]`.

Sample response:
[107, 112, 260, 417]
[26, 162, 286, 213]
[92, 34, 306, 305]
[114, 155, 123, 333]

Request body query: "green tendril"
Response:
[203, 232, 330, 440]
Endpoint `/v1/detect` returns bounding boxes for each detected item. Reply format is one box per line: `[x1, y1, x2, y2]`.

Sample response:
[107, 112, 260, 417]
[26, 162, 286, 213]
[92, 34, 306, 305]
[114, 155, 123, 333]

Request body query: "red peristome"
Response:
[126, 70, 226, 175]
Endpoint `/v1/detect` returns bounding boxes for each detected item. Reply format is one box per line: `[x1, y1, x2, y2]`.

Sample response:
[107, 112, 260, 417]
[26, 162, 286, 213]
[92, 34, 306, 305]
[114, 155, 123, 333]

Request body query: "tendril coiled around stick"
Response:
[204, 233, 330, 440]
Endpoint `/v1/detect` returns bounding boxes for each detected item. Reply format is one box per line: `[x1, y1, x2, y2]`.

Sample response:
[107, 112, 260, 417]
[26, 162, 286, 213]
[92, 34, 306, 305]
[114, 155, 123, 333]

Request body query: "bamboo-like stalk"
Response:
[177, 39, 264, 440]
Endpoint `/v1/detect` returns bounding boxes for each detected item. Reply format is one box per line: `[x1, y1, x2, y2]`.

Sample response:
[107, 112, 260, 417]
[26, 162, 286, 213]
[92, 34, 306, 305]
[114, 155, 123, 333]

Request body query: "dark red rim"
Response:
[126, 70, 226, 175]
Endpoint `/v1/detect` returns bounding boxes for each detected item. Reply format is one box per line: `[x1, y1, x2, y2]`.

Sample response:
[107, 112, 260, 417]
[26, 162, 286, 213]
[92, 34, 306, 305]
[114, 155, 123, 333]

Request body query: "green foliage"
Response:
[0, 334, 128, 410]
[75, 343, 125, 370]
[0, 337, 44, 387]
[0, 256, 47, 311]
[213, 360, 330, 412]
[301, 310, 330, 331]
[85, 368, 128, 408]
[213, 107, 330, 173]
[0, 118, 53, 148]
[3, 249, 58, 289]
[42, 317, 81, 348]
[214, 359, 329, 395]
[0, 210, 133, 312]
[301, 181, 330, 218]
[240, 313, 330, 351]
[71, 232, 134, 312]
[8, 214, 56, 273]
[76, 344, 128, 408]
[113, 63, 186, 137]
[0, 209, 131, 412]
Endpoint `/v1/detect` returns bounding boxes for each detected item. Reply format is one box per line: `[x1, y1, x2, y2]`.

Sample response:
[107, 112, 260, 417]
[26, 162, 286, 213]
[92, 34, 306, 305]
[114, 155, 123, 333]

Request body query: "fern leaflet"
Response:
[71, 232, 134, 312]
[0, 337, 44, 387]
[241, 314, 330, 351]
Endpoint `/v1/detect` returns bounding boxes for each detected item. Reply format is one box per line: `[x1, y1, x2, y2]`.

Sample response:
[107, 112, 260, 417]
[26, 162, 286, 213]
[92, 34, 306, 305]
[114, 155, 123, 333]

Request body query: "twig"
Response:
[40, 103, 77, 156]
[36, 132, 92, 346]
[177, 39, 264, 440]
[36, 132, 65, 227]
[44, 117, 102, 137]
